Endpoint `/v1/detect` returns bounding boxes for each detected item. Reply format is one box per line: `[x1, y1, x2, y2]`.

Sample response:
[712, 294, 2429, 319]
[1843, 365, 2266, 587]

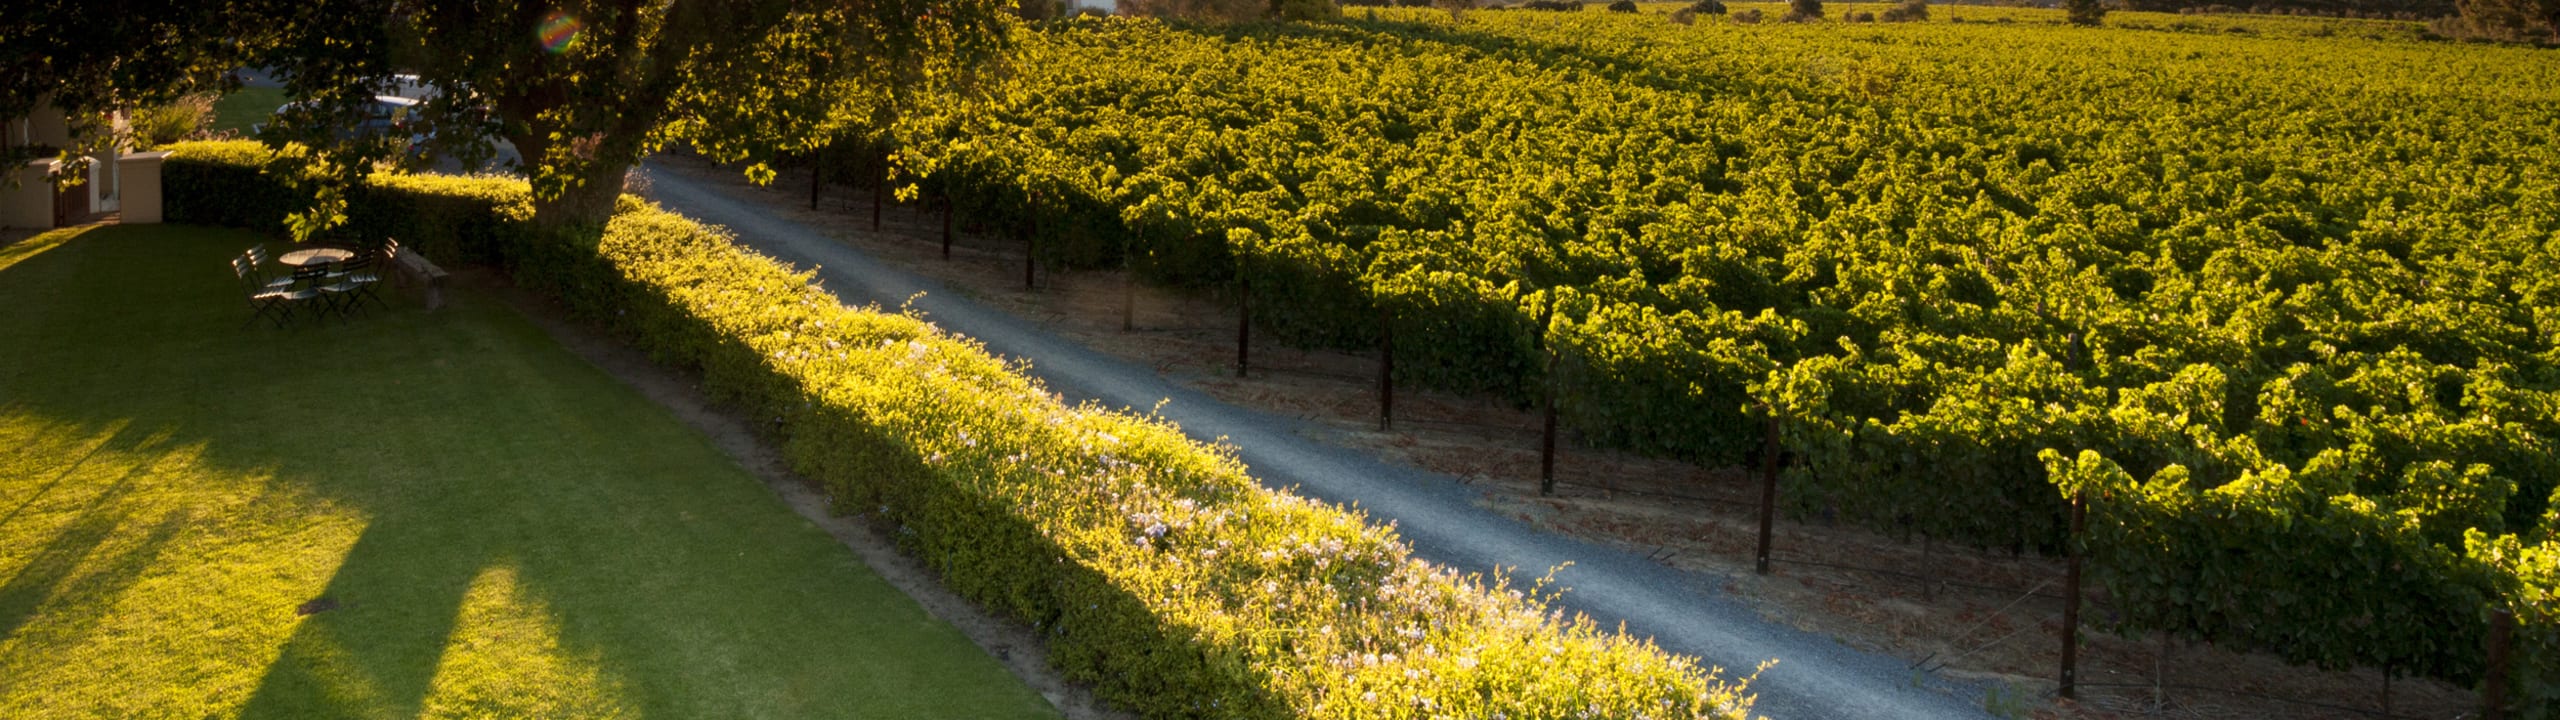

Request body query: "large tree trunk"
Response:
[530, 161, 631, 229]
[484, 1, 679, 231]
[503, 120, 640, 230]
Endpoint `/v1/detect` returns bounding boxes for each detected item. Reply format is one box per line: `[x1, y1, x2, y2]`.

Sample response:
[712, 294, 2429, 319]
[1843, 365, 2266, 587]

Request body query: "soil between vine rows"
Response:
[645, 155, 2478, 720]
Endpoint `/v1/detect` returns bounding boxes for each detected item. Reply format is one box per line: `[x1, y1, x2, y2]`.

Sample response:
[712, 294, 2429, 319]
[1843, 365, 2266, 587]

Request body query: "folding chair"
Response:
[352, 237, 392, 265]
[379, 238, 408, 280]
[325, 242, 384, 282]
[290, 264, 338, 321]
[241, 246, 292, 291]
[319, 254, 388, 317]
[234, 257, 315, 329]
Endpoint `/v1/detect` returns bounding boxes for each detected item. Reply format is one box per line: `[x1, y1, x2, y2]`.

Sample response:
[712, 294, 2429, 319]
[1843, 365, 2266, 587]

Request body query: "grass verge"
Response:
[211, 87, 287, 135]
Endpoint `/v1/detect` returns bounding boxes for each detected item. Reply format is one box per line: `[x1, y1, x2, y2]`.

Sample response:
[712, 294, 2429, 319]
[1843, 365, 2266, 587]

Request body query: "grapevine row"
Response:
[848, 8, 2560, 702]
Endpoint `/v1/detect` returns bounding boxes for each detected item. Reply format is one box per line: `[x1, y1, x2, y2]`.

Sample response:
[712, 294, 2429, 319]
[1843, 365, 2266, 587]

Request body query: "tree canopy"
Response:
[5, 0, 1013, 228]
[0, 0, 281, 154]
[257, 0, 1015, 228]
[2448, 0, 2560, 41]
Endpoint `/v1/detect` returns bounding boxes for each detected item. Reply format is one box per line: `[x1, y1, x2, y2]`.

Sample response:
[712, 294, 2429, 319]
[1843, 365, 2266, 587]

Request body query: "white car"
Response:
[257, 95, 430, 158]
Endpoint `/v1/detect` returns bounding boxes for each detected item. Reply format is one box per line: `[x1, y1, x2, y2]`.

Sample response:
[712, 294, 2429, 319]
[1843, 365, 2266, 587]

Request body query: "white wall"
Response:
[1, 160, 59, 230]
[117, 152, 167, 224]
[13, 104, 73, 149]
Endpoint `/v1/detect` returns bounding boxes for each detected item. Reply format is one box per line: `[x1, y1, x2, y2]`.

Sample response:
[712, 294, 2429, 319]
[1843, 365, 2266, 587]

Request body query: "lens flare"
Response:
[538, 10, 583, 54]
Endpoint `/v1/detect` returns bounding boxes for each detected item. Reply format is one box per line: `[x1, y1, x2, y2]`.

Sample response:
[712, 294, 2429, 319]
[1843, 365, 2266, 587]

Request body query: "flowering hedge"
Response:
[163, 141, 1758, 720]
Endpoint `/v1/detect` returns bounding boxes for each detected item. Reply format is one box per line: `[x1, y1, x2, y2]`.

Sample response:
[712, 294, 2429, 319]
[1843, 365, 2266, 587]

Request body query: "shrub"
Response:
[1688, 0, 1730, 12]
[349, 172, 537, 265]
[159, 140, 306, 234]
[1784, 0, 1823, 20]
[1670, 6, 1699, 21]
[156, 139, 1760, 720]
[160, 140, 529, 263]
[2066, 0, 2107, 24]
[1016, 0, 1066, 20]
[1608, 0, 1640, 11]
[1731, 7, 1766, 21]
[1522, 0, 1586, 10]
[1123, 0, 1266, 19]
[1846, 10, 1875, 20]
[128, 95, 214, 150]
[1879, 0, 1928, 20]
[1274, 0, 1345, 20]
[2437, 0, 2560, 44]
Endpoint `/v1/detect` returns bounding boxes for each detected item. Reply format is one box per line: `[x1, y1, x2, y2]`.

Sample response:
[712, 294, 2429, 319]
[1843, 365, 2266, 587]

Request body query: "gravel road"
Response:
[639, 166, 1999, 720]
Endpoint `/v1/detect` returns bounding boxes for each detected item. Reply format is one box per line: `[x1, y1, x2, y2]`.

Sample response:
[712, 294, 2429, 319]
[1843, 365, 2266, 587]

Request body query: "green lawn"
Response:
[212, 86, 287, 134]
[0, 224, 1059, 719]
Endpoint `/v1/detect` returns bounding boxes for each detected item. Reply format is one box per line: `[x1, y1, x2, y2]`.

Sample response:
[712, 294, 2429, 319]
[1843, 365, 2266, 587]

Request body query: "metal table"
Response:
[278, 247, 355, 268]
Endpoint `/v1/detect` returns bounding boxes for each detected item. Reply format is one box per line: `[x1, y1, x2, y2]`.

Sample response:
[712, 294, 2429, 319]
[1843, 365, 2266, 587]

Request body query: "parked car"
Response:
[254, 95, 431, 160]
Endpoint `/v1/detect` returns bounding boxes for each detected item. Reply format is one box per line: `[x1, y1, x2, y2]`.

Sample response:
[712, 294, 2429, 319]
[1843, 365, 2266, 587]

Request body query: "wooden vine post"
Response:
[808, 148, 824, 210]
[2060, 486, 2087, 700]
[1537, 306, 1559, 497]
[2486, 607, 2514, 720]
[2382, 666, 2394, 717]
[1756, 409, 1779, 575]
[1235, 273, 1251, 378]
[1013, 193, 1024, 292]
[941, 193, 954, 261]
[1539, 344, 1558, 496]
[1377, 306, 1394, 431]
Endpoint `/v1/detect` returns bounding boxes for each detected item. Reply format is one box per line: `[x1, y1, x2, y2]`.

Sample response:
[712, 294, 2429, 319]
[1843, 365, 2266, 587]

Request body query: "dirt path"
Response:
[633, 165, 2007, 720]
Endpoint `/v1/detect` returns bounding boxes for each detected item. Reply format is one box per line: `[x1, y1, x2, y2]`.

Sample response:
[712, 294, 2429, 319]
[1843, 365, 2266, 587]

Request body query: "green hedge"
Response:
[162, 141, 1758, 720]
[160, 141, 309, 235]
[160, 140, 531, 265]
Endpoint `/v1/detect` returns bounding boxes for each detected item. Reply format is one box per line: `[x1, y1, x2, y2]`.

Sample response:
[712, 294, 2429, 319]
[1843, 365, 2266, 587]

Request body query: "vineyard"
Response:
[836, 4, 2560, 711]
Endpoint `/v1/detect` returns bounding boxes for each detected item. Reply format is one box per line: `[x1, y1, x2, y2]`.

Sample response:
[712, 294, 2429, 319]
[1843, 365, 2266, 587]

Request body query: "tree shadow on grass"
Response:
[1, 225, 1059, 719]
[0, 227, 573, 717]
[0, 469, 186, 645]
[230, 512, 488, 718]
[0, 415, 128, 535]
[0, 508, 192, 656]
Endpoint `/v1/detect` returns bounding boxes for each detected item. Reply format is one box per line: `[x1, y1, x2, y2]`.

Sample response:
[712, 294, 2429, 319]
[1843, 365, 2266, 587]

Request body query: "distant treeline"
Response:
[1334, 0, 2457, 19]
[2126, 0, 2454, 19]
